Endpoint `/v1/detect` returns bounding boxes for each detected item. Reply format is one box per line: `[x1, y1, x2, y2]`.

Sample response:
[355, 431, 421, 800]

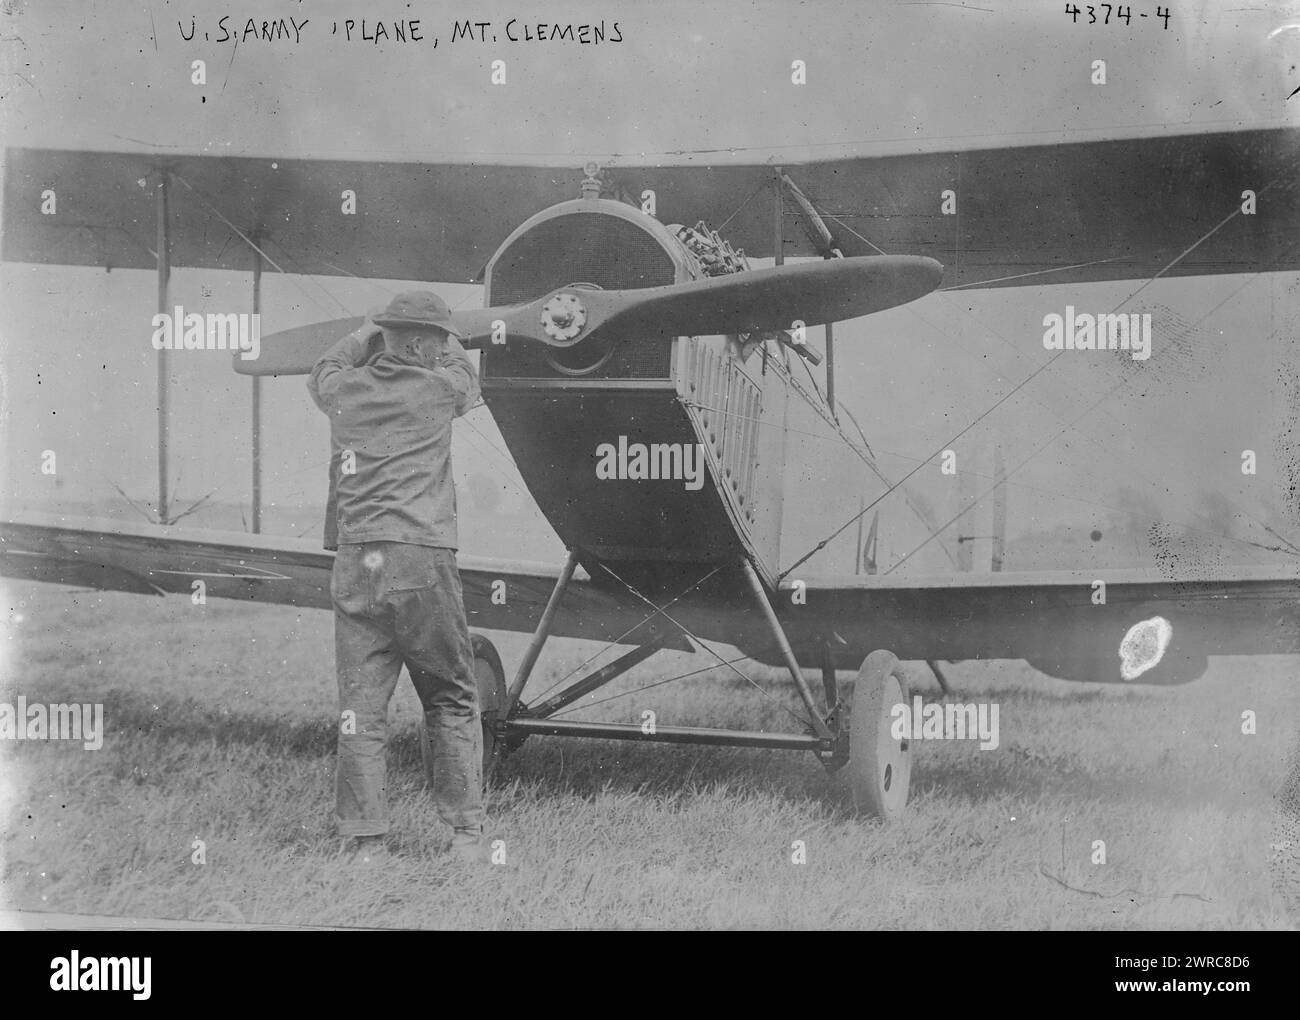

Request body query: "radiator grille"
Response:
[484, 213, 677, 379]
[684, 341, 761, 522]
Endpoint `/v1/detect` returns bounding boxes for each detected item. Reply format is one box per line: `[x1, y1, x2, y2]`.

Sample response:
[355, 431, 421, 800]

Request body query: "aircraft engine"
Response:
[481, 197, 699, 380]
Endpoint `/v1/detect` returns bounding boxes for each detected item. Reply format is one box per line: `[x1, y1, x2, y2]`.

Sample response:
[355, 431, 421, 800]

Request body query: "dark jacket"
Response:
[309, 326, 479, 550]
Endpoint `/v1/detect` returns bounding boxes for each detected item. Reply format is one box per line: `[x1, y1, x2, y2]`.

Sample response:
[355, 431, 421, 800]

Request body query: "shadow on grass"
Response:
[35, 687, 837, 810]
[493, 738, 826, 804]
[84, 689, 338, 758]
[909, 743, 1278, 815]
[13, 684, 1274, 820]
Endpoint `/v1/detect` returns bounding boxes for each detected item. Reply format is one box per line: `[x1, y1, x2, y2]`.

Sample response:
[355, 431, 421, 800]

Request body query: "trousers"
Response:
[331, 541, 483, 836]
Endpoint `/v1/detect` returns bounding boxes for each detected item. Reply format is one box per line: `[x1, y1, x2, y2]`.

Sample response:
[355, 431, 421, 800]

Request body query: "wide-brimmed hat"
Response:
[371, 290, 464, 337]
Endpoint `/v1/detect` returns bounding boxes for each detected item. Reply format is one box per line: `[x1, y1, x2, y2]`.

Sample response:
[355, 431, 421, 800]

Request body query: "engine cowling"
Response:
[481, 198, 698, 380]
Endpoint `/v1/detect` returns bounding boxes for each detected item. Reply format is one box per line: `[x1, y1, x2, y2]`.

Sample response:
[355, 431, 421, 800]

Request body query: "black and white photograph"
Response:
[0, 0, 1297, 944]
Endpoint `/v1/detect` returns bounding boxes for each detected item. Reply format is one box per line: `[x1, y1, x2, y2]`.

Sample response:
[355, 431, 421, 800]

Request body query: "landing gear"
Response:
[467, 549, 915, 819]
[419, 632, 508, 785]
[839, 649, 912, 820]
[470, 634, 508, 777]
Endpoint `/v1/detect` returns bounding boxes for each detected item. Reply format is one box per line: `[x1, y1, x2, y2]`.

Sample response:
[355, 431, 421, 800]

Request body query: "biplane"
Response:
[3, 123, 1299, 819]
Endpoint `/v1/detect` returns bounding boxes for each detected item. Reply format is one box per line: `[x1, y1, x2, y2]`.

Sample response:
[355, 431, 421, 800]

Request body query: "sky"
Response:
[1, 0, 1298, 574]
[3, 0, 1296, 160]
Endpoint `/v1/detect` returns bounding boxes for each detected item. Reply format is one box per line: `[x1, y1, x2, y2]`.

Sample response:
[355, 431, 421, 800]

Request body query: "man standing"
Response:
[308, 290, 486, 864]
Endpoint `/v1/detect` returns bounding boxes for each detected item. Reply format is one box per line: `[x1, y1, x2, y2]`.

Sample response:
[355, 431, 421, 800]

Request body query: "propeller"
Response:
[235, 254, 942, 377]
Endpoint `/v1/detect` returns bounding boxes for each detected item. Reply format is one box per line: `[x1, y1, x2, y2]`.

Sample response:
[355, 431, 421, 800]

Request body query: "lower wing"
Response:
[3, 513, 1297, 685]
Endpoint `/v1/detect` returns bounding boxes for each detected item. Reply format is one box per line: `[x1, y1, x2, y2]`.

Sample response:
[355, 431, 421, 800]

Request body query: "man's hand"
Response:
[428, 333, 480, 415]
[419, 334, 447, 371]
[348, 319, 383, 365]
[308, 319, 384, 411]
[421, 332, 468, 372]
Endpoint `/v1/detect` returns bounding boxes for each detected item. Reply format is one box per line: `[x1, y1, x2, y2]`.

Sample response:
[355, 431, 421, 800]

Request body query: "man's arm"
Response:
[307, 323, 380, 412]
[430, 335, 481, 417]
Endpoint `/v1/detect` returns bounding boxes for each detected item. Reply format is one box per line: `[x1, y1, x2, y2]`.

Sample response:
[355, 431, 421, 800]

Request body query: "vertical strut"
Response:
[506, 548, 580, 710]
[991, 445, 1007, 572]
[739, 559, 833, 740]
[250, 241, 263, 534]
[772, 172, 785, 267]
[824, 319, 836, 419]
[927, 659, 954, 696]
[154, 170, 171, 525]
[820, 642, 839, 714]
[778, 171, 845, 419]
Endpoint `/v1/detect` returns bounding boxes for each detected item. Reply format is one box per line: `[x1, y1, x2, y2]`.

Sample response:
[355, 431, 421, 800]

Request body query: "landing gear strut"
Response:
[454, 548, 915, 819]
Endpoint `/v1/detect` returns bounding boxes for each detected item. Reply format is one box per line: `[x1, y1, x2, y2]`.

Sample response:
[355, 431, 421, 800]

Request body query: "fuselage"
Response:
[477, 195, 953, 600]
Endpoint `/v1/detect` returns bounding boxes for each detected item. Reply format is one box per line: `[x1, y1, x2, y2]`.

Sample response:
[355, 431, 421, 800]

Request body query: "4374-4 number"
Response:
[1065, 4, 1171, 29]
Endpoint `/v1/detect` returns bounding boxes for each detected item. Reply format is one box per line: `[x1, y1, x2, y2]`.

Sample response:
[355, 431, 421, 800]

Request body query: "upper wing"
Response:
[684, 127, 1300, 287]
[6, 127, 1297, 288]
[0, 150, 555, 284]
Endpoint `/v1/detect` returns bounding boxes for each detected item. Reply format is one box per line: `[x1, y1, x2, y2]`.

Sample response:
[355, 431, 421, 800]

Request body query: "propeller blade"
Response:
[236, 312, 501, 376]
[454, 254, 943, 347]
[234, 316, 368, 376]
[237, 255, 942, 376]
[597, 255, 943, 339]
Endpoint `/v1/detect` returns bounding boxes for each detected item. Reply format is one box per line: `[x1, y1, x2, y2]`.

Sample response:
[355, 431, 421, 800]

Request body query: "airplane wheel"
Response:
[420, 633, 508, 787]
[843, 649, 912, 820]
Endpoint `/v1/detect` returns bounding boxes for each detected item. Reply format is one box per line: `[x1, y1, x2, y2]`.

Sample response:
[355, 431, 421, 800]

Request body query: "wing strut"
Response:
[251, 241, 263, 533]
[154, 169, 171, 525]
[779, 171, 848, 420]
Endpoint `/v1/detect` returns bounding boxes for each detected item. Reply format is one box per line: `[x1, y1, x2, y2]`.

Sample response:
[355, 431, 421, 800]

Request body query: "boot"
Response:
[449, 825, 493, 865]
[343, 834, 390, 866]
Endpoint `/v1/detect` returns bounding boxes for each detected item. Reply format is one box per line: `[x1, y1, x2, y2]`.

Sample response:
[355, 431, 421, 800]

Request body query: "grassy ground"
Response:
[1, 579, 1297, 929]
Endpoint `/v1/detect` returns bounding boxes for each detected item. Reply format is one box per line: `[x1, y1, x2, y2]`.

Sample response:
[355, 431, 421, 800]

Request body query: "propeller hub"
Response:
[540, 292, 588, 343]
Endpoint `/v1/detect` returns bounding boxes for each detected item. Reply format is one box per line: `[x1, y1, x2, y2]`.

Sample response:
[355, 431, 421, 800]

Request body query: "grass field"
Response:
[1, 579, 1297, 929]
